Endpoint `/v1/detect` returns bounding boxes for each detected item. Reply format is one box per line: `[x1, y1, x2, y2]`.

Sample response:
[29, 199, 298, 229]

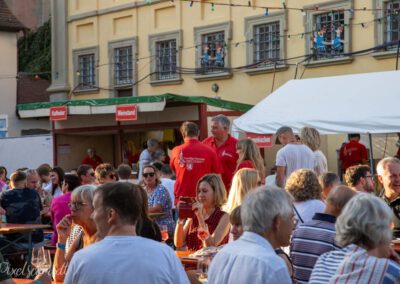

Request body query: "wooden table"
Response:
[176, 250, 198, 271]
[0, 223, 51, 268]
[149, 212, 166, 219]
[12, 279, 62, 284]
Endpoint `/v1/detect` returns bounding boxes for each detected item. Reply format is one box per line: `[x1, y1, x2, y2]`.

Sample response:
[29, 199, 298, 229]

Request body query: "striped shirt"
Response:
[290, 213, 340, 283]
[309, 244, 400, 284]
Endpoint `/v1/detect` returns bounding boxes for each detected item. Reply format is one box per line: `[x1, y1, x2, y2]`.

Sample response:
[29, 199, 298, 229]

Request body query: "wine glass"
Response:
[197, 256, 211, 280]
[161, 225, 169, 242]
[197, 224, 210, 242]
[32, 247, 51, 273]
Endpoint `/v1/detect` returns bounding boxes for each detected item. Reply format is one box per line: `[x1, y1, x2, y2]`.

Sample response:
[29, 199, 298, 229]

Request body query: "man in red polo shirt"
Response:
[339, 134, 368, 175]
[81, 148, 103, 170]
[203, 114, 238, 191]
[170, 121, 222, 205]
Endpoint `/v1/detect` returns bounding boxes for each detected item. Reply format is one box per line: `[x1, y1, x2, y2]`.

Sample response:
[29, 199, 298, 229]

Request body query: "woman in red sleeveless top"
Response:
[174, 174, 230, 251]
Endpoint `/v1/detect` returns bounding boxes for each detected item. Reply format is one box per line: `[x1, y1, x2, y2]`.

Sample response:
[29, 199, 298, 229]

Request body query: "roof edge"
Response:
[17, 94, 253, 112]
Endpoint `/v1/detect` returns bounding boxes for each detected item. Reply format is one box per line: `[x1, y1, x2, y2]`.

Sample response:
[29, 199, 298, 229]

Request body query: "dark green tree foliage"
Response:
[18, 20, 51, 80]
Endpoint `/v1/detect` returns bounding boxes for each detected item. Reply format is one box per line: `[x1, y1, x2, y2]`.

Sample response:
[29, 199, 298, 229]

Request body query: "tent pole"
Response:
[368, 133, 375, 174]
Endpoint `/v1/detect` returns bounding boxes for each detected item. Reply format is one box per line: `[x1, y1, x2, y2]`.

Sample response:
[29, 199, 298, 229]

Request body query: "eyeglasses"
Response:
[68, 201, 87, 211]
[143, 172, 155, 178]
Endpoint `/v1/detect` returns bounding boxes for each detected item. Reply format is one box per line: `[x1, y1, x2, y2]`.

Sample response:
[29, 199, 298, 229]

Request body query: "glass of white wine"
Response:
[31, 246, 51, 273]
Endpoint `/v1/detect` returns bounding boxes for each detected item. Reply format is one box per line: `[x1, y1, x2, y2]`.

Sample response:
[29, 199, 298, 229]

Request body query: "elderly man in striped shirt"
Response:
[290, 185, 356, 283]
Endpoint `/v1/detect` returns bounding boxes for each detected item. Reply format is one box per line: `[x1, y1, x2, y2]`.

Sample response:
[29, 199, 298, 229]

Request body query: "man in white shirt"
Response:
[64, 182, 189, 284]
[208, 187, 294, 284]
[275, 126, 315, 187]
[160, 164, 175, 209]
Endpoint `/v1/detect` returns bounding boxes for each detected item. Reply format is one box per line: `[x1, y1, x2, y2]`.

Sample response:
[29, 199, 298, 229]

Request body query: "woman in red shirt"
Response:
[174, 174, 230, 251]
[236, 139, 266, 181]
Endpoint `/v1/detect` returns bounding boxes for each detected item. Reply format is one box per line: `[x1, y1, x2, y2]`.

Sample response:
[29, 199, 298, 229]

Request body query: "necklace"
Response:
[202, 207, 216, 220]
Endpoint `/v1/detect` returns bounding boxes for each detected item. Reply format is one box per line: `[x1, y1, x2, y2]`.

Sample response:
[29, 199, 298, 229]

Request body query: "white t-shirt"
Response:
[314, 150, 328, 175]
[44, 185, 62, 198]
[160, 178, 176, 209]
[294, 199, 326, 224]
[64, 236, 189, 284]
[276, 144, 315, 184]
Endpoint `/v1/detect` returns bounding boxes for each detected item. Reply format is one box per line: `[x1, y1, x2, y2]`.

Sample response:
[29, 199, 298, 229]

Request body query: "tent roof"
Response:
[233, 70, 400, 135]
[17, 93, 253, 112]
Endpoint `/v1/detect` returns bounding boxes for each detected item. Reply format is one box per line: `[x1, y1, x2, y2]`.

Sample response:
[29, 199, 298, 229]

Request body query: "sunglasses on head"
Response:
[143, 172, 155, 178]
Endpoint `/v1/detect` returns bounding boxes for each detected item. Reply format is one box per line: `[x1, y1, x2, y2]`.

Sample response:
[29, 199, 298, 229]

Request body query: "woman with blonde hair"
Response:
[300, 127, 328, 175]
[236, 138, 266, 180]
[223, 168, 259, 214]
[174, 174, 230, 251]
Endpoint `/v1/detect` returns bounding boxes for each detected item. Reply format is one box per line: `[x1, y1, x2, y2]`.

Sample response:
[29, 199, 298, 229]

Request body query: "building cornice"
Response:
[67, 0, 171, 22]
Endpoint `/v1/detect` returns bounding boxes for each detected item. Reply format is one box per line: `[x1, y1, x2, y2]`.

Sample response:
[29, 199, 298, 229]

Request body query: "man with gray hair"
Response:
[377, 156, 400, 238]
[203, 114, 238, 191]
[208, 187, 293, 284]
[275, 126, 315, 187]
[138, 138, 159, 181]
[290, 185, 357, 283]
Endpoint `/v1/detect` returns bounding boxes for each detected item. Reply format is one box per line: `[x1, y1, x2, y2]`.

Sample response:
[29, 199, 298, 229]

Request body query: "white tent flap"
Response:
[233, 71, 400, 134]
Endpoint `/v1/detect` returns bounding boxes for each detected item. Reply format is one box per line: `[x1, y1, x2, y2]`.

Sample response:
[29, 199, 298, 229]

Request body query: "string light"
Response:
[190, 1, 193, 7]
[211, 3, 215, 11]
[265, 8, 269, 16]
[179, 0, 400, 14]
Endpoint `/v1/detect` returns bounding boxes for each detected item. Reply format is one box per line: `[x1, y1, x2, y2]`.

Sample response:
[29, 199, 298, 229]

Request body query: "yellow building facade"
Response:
[63, 0, 398, 103]
[19, 0, 400, 171]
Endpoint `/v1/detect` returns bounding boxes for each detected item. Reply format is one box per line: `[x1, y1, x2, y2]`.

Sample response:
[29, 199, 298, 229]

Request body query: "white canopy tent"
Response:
[233, 70, 400, 135]
[233, 70, 400, 173]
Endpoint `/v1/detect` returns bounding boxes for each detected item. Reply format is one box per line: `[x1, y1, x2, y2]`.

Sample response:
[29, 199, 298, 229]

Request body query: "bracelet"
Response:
[57, 243, 66, 250]
[35, 280, 43, 284]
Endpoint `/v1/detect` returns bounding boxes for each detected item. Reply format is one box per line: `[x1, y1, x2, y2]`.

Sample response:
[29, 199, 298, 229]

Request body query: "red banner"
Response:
[49, 106, 67, 121]
[116, 105, 137, 121]
[246, 133, 273, 148]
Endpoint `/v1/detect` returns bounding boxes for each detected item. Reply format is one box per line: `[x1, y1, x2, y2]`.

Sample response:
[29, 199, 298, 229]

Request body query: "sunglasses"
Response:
[89, 172, 95, 177]
[143, 172, 155, 178]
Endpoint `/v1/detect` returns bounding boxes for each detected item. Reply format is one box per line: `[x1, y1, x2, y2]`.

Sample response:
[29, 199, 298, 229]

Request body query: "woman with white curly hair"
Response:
[309, 193, 400, 283]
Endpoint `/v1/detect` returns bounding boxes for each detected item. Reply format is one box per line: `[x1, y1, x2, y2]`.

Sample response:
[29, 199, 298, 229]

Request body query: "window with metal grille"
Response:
[200, 31, 225, 73]
[313, 11, 345, 59]
[155, 39, 177, 80]
[253, 21, 280, 66]
[114, 47, 133, 85]
[385, 1, 400, 48]
[78, 54, 96, 89]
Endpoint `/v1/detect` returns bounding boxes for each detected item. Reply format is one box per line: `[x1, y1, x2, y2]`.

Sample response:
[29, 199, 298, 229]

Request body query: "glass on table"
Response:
[197, 256, 211, 281]
[32, 246, 52, 273]
[161, 225, 169, 242]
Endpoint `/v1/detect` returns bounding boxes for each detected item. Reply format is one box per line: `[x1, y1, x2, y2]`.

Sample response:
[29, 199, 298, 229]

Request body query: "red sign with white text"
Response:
[246, 133, 273, 148]
[49, 106, 67, 121]
[116, 105, 137, 121]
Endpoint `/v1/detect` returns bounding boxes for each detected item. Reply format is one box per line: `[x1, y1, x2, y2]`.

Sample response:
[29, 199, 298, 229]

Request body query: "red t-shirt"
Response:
[170, 139, 223, 205]
[339, 140, 368, 173]
[202, 135, 238, 192]
[81, 155, 103, 170]
[237, 160, 256, 171]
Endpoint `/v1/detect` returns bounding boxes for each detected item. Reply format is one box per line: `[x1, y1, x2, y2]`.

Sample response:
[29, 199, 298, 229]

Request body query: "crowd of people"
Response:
[0, 114, 399, 283]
